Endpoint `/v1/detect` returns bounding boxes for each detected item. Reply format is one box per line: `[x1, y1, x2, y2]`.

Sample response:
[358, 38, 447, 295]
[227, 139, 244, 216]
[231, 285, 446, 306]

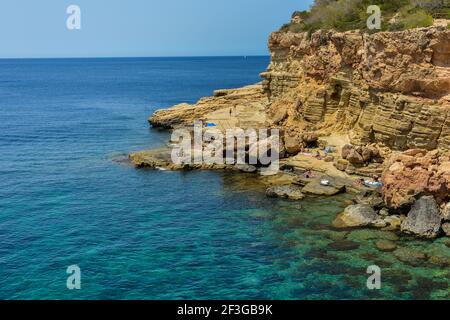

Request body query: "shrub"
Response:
[402, 9, 434, 28]
[279, 0, 447, 33]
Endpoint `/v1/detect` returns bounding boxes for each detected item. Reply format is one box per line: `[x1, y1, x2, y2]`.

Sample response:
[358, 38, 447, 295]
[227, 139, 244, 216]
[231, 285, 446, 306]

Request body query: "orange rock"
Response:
[382, 150, 450, 209]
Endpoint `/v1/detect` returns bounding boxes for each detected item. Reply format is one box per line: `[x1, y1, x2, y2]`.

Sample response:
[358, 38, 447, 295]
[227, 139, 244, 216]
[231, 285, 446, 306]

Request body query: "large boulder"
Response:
[332, 204, 378, 229]
[266, 185, 305, 200]
[341, 144, 381, 165]
[334, 159, 349, 171]
[401, 196, 442, 239]
[382, 150, 450, 209]
[361, 146, 380, 162]
[346, 149, 364, 165]
[301, 133, 318, 146]
[284, 134, 302, 155]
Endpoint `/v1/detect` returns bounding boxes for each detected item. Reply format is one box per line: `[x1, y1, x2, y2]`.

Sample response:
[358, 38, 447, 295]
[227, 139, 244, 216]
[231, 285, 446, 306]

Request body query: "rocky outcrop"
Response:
[382, 149, 450, 209]
[266, 185, 304, 200]
[442, 223, 450, 236]
[332, 204, 378, 229]
[393, 247, 428, 267]
[341, 144, 383, 164]
[149, 84, 268, 129]
[262, 26, 450, 151]
[401, 196, 442, 239]
[132, 16, 450, 240]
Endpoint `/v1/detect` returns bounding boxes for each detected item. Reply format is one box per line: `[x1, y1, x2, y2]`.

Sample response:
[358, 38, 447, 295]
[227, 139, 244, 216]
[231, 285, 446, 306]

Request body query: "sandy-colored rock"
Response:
[393, 248, 427, 266]
[346, 149, 364, 165]
[382, 150, 450, 209]
[332, 204, 378, 229]
[264, 27, 450, 151]
[383, 215, 403, 231]
[334, 159, 349, 171]
[149, 84, 268, 129]
[284, 133, 302, 155]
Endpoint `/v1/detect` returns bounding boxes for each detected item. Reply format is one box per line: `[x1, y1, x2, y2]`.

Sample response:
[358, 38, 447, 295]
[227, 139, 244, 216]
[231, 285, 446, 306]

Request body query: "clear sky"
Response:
[0, 0, 313, 58]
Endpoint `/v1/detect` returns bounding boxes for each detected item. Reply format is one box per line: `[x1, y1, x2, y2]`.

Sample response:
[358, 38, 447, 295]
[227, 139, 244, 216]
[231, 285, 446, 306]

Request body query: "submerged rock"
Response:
[428, 255, 450, 268]
[393, 247, 427, 267]
[346, 229, 399, 242]
[327, 239, 360, 251]
[332, 204, 378, 229]
[442, 223, 450, 237]
[375, 240, 397, 252]
[235, 164, 257, 173]
[265, 185, 305, 200]
[401, 196, 442, 239]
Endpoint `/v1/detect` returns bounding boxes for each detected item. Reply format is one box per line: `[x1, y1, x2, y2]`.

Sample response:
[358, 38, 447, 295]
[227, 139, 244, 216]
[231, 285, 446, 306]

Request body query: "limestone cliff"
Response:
[263, 25, 450, 151]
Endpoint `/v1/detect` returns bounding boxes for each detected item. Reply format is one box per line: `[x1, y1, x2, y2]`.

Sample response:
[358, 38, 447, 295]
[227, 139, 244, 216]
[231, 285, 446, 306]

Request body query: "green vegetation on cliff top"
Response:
[281, 0, 450, 33]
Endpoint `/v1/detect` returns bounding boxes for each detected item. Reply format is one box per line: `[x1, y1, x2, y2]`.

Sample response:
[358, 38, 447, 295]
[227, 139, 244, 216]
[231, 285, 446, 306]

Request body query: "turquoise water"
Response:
[0, 57, 448, 300]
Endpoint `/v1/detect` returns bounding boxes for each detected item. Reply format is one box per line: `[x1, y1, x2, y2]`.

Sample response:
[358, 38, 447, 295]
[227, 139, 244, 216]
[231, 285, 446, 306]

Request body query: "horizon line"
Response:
[0, 54, 271, 61]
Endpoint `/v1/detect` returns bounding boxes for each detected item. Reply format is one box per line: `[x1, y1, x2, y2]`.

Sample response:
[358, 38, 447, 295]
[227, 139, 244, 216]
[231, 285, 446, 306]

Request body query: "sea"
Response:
[0, 57, 448, 299]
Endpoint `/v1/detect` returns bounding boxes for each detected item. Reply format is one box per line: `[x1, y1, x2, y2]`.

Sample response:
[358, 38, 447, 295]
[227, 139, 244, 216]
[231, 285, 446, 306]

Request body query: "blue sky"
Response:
[0, 0, 313, 58]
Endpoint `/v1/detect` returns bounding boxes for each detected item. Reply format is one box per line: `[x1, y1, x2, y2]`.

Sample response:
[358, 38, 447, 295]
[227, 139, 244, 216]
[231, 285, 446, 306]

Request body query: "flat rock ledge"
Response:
[266, 185, 305, 200]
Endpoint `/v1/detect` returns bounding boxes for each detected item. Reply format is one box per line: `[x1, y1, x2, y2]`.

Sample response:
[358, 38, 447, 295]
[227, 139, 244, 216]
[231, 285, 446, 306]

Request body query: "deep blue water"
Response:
[1, 57, 448, 300]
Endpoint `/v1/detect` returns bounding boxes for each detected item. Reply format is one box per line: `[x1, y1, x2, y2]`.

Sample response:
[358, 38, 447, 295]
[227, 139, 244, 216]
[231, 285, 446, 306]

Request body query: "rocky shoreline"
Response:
[130, 22, 450, 241]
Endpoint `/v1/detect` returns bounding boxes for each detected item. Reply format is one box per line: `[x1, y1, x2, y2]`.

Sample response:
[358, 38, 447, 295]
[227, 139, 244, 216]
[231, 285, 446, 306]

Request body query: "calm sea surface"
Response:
[0, 57, 448, 299]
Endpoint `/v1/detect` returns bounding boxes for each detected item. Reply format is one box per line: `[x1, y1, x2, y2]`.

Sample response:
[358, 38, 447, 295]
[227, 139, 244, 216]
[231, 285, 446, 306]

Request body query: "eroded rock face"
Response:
[382, 149, 450, 209]
[332, 204, 378, 228]
[263, 27, 450, 151]
[401, 196, 442, 239]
